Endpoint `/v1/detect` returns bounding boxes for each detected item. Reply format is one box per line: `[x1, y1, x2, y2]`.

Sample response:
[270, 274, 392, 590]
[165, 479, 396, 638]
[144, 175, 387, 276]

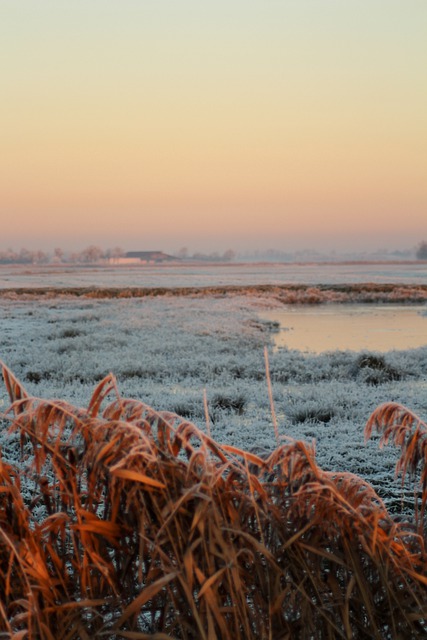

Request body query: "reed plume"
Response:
[1, 360, 427, 638]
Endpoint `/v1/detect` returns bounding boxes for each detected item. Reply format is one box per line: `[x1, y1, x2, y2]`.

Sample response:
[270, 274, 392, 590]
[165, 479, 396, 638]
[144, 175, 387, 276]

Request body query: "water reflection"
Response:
[262, 304, 427, 353]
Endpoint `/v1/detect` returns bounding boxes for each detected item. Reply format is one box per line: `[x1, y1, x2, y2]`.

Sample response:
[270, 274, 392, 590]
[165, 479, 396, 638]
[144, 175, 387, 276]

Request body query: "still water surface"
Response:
[262, 304, 427, 353]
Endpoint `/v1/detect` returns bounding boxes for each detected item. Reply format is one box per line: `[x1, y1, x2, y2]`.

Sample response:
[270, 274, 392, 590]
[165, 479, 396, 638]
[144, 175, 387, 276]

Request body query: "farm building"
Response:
[109, 251, 179, 265]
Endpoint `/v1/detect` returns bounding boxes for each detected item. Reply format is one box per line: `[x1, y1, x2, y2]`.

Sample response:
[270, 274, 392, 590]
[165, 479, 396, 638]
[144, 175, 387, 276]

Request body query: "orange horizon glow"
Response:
[1, 1, 426, 253]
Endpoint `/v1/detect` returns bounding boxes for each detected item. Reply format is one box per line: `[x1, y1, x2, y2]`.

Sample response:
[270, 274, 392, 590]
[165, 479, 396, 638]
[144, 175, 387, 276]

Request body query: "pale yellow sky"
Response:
[1, 1, 426, 253]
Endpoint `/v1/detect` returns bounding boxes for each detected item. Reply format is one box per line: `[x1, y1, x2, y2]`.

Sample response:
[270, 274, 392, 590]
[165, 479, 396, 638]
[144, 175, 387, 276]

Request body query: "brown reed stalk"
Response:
[0, 360, 427, 638]
[264, 346, 280, 446]
[365, 401, 427, 527]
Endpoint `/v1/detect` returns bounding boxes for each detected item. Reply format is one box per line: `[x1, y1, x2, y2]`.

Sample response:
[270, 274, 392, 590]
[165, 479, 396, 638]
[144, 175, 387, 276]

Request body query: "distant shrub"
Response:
[59, 327, 86, 339]
[211, 392, 247, 415]
[271, 368, 291, 383]
[120, 367, 145, 379]
[56, 342, 79, 355]
[25, 370, 51, 384]
[70, 313, 101, 323]
[291, 406, 336, 424]
[173, 402, 204, 420]
[245, 319, 280, 333]
[416, 241, 427, 260]
[351, 353, 402, 385]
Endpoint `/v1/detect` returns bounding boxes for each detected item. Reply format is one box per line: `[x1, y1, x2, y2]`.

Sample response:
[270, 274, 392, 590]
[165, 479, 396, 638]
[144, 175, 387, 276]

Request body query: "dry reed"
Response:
[1, 360, 427, 639]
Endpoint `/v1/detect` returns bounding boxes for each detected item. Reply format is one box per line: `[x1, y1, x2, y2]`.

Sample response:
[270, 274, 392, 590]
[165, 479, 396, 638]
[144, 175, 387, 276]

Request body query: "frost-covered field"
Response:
[1, 260, 427, 289]
[1, 291, 427, 514]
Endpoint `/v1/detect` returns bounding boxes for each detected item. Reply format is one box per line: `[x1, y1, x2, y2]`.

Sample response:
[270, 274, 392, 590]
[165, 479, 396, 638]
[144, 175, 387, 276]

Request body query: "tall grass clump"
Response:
[1, 360, 427, 638]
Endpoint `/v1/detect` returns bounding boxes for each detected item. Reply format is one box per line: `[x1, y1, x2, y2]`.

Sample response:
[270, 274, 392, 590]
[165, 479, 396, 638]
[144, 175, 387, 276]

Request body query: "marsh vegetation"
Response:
[1, 287, 427, 637]
[1, 361, 427, 638]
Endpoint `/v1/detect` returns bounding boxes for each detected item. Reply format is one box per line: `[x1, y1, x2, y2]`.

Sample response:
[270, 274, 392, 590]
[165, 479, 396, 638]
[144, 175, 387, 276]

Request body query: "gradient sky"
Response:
[1, 1, 426, 254]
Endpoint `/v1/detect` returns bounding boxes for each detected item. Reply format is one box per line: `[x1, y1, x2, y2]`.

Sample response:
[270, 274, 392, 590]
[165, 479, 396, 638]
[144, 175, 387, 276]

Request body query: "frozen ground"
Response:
[1, 260, 427, 289]
[1, 292, 427, 515]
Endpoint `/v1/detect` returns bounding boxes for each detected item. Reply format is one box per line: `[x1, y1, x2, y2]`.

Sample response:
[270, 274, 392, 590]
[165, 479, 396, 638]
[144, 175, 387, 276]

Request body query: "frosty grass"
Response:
[1, 292, 426, 514]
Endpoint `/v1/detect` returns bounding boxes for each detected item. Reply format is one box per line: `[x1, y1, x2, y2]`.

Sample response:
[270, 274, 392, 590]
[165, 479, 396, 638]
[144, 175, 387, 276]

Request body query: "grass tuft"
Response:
[352, 353, 402, 386]
[1, 360, 427, 638]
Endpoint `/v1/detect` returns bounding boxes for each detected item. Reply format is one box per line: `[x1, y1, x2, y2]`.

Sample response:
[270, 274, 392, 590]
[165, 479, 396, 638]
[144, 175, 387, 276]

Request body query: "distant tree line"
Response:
[0, 246, 237, 265]
[0, 248, 50, 265]
[0, 245, 124, 265]
[1, 242, 425, 264]
[176, 248, 236, 262]
[416, 242, 427, 260]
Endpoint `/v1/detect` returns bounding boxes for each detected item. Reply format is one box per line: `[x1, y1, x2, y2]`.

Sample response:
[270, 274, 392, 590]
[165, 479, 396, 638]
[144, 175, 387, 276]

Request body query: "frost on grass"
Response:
[1, 285, 427, 636]
[1, 360, 427, 638]
[0, 294, 427, 515]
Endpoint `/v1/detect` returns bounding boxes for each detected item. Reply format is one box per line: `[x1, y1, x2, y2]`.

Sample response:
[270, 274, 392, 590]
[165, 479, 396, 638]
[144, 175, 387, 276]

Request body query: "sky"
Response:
[1, 1, 426, 255]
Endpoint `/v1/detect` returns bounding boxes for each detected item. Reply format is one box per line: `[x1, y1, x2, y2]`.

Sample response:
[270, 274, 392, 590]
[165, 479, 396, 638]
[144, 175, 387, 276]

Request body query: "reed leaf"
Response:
[0, 360, 427, 638]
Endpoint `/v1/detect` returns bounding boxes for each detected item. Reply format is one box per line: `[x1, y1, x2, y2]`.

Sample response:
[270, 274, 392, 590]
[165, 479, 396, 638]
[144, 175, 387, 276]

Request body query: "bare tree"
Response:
[79, 245, 104, 263]
[53, 247, 65, 262]
[105, 246, 124, 260]
[18, 248, 32, 263]
[222, 249, 236, 262]
[177, 247, 189, 259]
[32, 250, 49, 264]
[416, 241, 427, 260]
[0, 248, 18, 263]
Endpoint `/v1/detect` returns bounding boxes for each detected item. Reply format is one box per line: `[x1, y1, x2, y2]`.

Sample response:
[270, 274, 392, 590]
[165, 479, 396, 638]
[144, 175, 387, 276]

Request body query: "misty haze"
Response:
[1, 0, 427, 637]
